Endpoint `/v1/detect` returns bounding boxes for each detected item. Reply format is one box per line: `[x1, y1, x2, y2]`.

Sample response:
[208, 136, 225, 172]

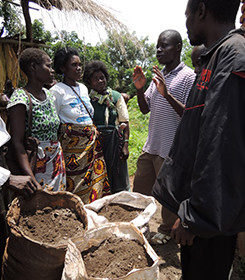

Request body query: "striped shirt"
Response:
[143, 62, 196, 158]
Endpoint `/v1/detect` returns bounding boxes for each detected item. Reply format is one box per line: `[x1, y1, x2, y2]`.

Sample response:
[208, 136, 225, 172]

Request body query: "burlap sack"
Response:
[1, 190, 88, 280]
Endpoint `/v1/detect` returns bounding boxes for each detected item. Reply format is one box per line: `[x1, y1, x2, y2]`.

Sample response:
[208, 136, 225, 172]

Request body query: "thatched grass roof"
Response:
[29, 0, 128, 36]
[18, 0, 140, 56]
[4, 0, 140, 57]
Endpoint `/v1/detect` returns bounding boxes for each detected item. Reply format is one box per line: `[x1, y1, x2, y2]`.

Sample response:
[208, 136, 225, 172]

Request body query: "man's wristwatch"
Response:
[181, 221, 189, 229]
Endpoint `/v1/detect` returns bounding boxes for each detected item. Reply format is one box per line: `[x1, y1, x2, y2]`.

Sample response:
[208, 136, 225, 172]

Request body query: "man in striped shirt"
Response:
[132, 29, 196, 243]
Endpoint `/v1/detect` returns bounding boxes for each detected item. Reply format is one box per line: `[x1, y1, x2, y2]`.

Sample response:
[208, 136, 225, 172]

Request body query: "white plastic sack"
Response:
[84, 191, 156, 234]
[61, 223, 159, 280]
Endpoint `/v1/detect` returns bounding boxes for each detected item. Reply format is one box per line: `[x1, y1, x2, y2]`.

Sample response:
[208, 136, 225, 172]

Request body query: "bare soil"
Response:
[18, 207, 85, 246]
[82, 235, 153, 278]
[98, 203, 143, 222]
[129, 176, 243, 280]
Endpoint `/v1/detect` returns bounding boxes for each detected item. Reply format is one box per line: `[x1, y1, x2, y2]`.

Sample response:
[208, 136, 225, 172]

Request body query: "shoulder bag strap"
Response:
[66, 84, 94, 123]
[22, 88, 33, 137]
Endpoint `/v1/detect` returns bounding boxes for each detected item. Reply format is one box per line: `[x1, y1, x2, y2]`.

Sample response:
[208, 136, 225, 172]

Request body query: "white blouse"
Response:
[50, 82, 94, 125]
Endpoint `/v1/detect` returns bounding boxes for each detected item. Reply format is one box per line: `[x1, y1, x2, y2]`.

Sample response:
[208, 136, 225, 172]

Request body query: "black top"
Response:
[152, 29, 245, 238]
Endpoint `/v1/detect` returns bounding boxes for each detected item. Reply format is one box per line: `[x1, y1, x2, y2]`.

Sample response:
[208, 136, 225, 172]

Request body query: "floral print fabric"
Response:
[59, 123, 110, 203]
[7, 88, 60, 141]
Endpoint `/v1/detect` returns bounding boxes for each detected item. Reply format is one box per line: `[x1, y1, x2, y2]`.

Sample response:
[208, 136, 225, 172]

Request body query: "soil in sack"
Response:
[97, 203, 143, 222]
[2, 190, 88, 280]
[18, 206, 86, 245]
[82, 234, 154, 278]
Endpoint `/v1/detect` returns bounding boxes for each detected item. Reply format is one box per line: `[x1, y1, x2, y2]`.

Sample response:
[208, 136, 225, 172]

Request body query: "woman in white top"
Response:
[50, 48, 110, 204]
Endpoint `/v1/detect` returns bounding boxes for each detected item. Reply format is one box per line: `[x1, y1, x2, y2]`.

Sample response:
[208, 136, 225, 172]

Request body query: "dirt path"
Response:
[148, 200, 181, 280]
[129, 176, 242, 280]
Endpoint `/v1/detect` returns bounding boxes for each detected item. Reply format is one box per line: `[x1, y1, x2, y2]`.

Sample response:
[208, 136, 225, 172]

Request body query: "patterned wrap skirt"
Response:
[35, 140, 66, 192]
[59, 123, 110, 204]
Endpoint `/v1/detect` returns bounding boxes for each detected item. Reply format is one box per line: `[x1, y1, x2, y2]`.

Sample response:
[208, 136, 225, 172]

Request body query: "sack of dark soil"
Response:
[84, 191, 156, 235]
[1, 190, 88, 280]
[62, 223, 159, 280]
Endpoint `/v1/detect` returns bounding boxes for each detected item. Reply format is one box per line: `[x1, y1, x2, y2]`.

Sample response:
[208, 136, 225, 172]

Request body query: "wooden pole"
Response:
[0, 38, 50, 48]
[241, 0, 245, 28]
[6, 0, 39, 11]
[21, 0, 33, 42]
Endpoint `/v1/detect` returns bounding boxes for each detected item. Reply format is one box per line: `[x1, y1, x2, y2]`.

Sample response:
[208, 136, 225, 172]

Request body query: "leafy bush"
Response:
[127, 96, 149, 176]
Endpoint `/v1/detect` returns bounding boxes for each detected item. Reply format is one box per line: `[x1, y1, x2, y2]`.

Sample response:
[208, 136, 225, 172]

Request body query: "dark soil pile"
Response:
[82, 235, 153, 278]
[97, 203, 143, 222]
[18, 207, 85, 245]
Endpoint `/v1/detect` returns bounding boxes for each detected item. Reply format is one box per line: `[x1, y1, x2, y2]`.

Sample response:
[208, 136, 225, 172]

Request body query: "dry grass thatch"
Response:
[19, 0, 141, 55]
[28, 0, 143, 58]
[30, 0, 128, 35]
[4, 0, 142, 60]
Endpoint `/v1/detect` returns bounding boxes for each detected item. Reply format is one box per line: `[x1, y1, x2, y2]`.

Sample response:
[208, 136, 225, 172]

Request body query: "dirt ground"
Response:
[129, 176, 242, 280]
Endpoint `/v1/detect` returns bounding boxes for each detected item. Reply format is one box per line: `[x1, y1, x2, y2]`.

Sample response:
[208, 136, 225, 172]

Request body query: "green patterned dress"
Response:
[7, 88, 66, 191]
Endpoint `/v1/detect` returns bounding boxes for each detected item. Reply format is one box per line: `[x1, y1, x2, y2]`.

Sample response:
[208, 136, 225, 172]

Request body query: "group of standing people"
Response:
[1, 0, 245, 279]
[6, 47, 130, 203]
[0, 46, 130, 276]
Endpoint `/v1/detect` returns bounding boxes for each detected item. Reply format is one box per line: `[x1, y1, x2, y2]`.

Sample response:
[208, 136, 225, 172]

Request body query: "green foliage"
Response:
[102, 31, 159, 95]
[181, 38, 193, 69]
[47, 30, 85, 58]
[127, 96, 149, 175]
[30, 22, 193, 98]
[32, 19, 54, 43]
[0, 0, 22, 36]
[30, 24, 160, 97]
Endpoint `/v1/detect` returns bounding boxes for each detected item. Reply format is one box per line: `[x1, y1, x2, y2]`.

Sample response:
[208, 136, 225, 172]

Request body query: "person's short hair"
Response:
[188, 0, 240, 23]
[19, 48, 48, 75]
[159, 29, 183, 49]
[191, 45, 206, 73]
[83, 61, 109, 86]
[54, 48, 79, 74]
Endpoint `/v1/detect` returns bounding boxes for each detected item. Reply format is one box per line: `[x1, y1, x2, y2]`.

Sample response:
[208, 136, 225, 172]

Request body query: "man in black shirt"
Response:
[152, 0, 245, 279]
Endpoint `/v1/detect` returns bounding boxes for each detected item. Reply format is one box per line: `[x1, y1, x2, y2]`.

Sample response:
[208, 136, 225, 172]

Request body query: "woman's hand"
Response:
[121, 142, 129, 160]
[8, 174, 40, 199]
[95, 128, 101, 139]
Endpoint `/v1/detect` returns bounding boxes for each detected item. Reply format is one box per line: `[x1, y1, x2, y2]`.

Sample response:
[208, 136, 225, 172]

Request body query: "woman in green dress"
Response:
[7, 48, 66, 191]
[83, 61, 130, 193]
